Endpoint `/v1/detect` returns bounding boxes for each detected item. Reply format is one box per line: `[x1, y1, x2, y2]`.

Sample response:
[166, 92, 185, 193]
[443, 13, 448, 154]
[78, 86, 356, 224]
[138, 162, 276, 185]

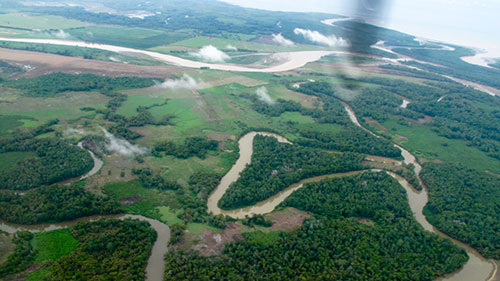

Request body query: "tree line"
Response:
[0, 184, 122, 224]
[0, 135, 94, 190]
[421, 163, 500, 259]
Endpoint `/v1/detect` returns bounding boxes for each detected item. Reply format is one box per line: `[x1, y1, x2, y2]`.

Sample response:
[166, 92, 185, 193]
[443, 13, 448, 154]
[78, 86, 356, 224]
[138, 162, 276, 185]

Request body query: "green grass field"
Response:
[145, 153, 232, 185]
[0, 115, 36, 134]
[25, 229, 78, 281]
[67, 25, 191, 49]
[0, 151, 36, 170]
[116, 95, 166, 117]
[32, 229, 78, 263]
[0, 91, 109, 127]
[157, 206, 183, 225]
[380, 118, 500, 173]
[0, 13, 90, 30]
[103, 180, 178, 220]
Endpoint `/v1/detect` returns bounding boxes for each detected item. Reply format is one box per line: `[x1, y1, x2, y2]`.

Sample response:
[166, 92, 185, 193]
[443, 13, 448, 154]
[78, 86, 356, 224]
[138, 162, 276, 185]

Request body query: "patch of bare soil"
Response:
[485, 170, 500, 178]
[0, 48, 180, 78]
[363, 159, 402, 171]
[194, 91, 220, 122]
[364, 117, 387, 133]
[419, 158, 445, 164]
[417, 115, 433, 124]
[176, 208, 311, 256]
[84, 154, 139, 194]
[178, 222, 245, 256]
[351, 217, 375, 226]
[118, 196, 141, 206]
[394, 134, 409, 141]
[266, 207, 311, 232]
[205, 132, 236, 151]
[207, 76, 267, 87]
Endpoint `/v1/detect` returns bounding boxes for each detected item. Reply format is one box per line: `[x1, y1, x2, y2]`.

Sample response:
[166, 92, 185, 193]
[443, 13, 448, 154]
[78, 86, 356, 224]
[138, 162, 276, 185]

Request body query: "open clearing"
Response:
[0, 13, 90, 30]
[0, 91, 110, 127]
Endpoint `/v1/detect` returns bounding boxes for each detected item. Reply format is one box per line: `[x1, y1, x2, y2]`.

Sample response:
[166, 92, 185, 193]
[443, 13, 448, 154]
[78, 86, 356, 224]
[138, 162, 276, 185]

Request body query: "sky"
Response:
[220, 0, 500, 54]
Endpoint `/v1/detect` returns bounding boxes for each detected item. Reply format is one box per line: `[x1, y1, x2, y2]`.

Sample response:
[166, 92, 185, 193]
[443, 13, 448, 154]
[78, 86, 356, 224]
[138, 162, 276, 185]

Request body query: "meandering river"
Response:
[343, 104, 497, 281]
[0, 26, 497, 281]
[0, 144, 169, 281]
[206, 103, 497, 281]
[77, 141, 103, 180]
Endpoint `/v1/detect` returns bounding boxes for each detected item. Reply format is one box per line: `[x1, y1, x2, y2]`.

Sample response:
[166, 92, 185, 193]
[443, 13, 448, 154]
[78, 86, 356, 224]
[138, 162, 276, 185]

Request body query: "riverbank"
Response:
[0, 214, 170, 281]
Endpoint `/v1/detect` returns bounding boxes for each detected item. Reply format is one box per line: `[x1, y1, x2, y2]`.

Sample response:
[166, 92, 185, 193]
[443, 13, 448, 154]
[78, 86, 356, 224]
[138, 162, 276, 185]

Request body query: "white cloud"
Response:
[256, 87, 274, 105]
[102, 128, 148, 157]
[63, 128, 85, 136]
[159, 74, 205, 89]
[294, 28, 349, 47]
[53, 29, 70, 39]
[272, 33, 294, 46]
[191, 45, 230, 62]
[226, 44, 238, 51]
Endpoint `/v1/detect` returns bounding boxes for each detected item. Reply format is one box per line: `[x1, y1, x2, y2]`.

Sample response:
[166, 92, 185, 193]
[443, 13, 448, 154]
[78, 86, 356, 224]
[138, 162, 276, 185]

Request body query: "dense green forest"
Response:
[287, 81, 401, 157]
[133, 168, 183, 191]
[0, 137, 94, 190]
[0, 231, 35, 278]
[219, 135, 364, 209]
[154, 137, 218, 159]
[3, 72, 156, 97]
[164, 172, 467, 280]
[45, 219, 156, 280]
[0, 185, 122, 224]
[188, 172, 222, 200]
[421, 163, 500, 259]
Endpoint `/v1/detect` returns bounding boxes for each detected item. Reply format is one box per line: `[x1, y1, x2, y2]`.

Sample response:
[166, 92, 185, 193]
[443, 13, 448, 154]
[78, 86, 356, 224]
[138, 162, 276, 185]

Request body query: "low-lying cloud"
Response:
[272, 33, 294, 46]
[64, 128, 85, 137]
[53, 29, 70, 39]
[159, 74, 205, 89]
[191, 45, 230, 62]
[256, 87, 274, 105]
[225, 44, 238, 51]
[294, 28, 349, 47]
[102, 128, 148, 157]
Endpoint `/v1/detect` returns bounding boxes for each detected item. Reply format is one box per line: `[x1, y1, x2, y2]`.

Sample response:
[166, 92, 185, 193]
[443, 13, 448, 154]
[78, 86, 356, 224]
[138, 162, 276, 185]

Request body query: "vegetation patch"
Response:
[46, 219, 156, 280]
[164, 172, 467, 280]
[32, 229, 78, 264]
[3, 72, 156, 97]
[0, 137, 93, 190]
[219, 135, 363, 209]
[0, 185, 121, 224]
[421, 163, 500, 259]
